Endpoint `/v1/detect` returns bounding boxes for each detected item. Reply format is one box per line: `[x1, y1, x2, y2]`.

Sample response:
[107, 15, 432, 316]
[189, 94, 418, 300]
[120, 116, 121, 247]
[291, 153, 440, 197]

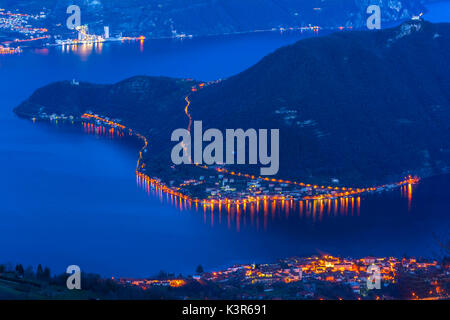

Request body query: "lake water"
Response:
[0, 6, 449, 277]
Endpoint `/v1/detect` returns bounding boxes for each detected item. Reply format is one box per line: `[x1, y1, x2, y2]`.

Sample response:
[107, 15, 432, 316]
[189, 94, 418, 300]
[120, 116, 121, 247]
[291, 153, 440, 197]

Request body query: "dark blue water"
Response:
[0, 9, 449, 277]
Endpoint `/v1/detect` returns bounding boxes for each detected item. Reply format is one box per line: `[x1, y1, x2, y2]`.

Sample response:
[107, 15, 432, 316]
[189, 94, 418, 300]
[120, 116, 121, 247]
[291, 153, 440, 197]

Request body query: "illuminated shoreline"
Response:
[79, 112, 419, 208]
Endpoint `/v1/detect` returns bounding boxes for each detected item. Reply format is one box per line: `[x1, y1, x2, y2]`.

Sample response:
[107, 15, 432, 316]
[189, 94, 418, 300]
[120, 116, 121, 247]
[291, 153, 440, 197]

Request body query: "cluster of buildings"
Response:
[26, 99, 418, 210]
[0, 8, 48, 51]
[0, 8, 47, 36]
[53, 23, 148, 48]
[114, 255, 448, 300]
[72, 105, 418, 207]
[189, 80, 222, 92]
[197, 256, 446, 298]
[0, 7, 142, 51]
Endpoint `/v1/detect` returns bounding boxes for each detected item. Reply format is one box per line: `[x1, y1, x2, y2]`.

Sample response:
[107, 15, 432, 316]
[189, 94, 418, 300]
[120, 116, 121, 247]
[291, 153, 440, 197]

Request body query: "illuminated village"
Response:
[7, 62, 449, 303]
[114, 255, 449, 300]
[0, 44, 21, 54]
[0, 8, 49, 53]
